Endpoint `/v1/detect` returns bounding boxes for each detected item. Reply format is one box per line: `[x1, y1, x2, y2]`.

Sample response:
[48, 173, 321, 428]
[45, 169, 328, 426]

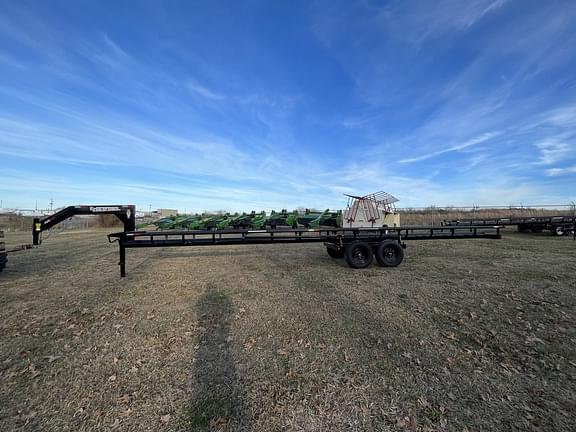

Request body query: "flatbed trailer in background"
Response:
[108, 225, 502, 277]
[443, 215, 575, 237]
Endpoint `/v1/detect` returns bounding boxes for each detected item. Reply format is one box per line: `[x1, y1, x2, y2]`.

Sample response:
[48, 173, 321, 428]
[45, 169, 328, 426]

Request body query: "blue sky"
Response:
[1, 0, 575, 212]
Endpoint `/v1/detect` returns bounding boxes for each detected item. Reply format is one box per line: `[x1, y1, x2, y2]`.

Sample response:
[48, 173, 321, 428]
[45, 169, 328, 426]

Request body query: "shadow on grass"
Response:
[179, 287, 250, 431]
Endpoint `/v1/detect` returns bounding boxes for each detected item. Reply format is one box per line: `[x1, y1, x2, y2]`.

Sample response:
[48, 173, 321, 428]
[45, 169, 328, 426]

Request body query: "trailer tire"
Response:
[344, 241, 373, 268]
[375, 241, 404, 267]
[326, 247, 344, 259]
[554, 225, 565, 236]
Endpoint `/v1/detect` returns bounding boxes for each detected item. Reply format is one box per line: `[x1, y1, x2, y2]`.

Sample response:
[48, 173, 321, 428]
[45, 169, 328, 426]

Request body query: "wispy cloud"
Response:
[101, 33, 129, 59]
[0, 51, 26, 69]
[387, 0, 510, 42]
[187, 82, 226, 101]
[0, 113, 251, 180]
[543, 106, 576, 128]
[399, 132, 500, 163]
[535, 139, 571, 165]
[546, 166, 576, 177]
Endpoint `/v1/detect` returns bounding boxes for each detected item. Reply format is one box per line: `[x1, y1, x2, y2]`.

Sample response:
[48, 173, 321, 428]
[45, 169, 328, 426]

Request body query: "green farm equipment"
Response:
[193, 215, 217, 230]
[286, 209, 323, 228]
[228, 211, 266, 229]
[201, 214, 233, 230]
[216, 214, 235, 230]
[250, 211, 267, 229]
[152, 216, 176, 230]
[267, 209, 291, 228]
[175, 215, 202, 229]
[309, 209, 342, 228]
[228, 213, 252, 229]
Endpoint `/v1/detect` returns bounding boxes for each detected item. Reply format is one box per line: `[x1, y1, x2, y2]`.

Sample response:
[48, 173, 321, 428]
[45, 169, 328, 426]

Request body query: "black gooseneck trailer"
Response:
[108, 225, 503, 277]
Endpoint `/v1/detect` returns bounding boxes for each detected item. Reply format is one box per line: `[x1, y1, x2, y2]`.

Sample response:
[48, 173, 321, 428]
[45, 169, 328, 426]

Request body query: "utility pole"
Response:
[50, 198, 54, 212]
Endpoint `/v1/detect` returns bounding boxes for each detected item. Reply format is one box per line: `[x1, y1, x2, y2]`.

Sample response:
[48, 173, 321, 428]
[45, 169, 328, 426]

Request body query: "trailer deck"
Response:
[108, 225, 502, 276]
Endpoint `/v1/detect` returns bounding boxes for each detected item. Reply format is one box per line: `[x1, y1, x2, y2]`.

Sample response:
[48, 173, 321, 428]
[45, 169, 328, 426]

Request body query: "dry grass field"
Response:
[0, 229, 575, 431]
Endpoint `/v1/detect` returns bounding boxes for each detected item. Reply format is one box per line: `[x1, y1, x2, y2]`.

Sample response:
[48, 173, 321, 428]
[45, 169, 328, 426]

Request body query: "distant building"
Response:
[157, 208, 178, 217]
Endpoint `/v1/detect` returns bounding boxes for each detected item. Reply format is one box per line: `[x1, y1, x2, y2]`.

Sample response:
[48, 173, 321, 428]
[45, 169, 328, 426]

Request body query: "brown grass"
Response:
[0, 214, 121, 233]
[0, 215, 35, 232]
[96, 214, 124, 228]
[0, 229, 575, 431]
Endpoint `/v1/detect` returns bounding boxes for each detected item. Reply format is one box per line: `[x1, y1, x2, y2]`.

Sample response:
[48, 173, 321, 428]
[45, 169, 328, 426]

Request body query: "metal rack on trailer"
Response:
[443, 215, 576, 237]
[108, 225, 502, 277]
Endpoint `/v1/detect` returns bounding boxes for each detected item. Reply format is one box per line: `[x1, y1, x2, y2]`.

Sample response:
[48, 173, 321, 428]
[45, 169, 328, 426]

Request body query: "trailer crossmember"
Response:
[108, 225, 502, 277]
